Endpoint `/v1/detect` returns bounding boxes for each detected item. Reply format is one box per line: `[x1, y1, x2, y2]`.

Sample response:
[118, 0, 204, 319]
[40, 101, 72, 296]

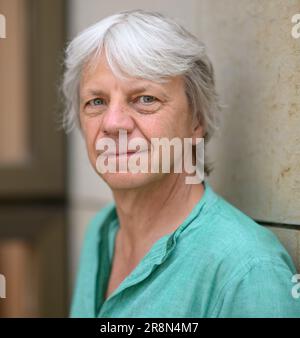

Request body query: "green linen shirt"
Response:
[70, 180, 300, 318]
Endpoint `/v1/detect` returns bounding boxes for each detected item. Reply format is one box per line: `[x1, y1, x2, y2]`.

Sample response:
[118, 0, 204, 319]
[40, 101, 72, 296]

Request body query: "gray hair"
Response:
[61, 9, 221, 172]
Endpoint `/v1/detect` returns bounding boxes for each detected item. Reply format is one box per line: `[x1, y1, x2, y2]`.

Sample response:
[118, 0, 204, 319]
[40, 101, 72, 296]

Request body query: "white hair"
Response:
[61, 9, 221, 147]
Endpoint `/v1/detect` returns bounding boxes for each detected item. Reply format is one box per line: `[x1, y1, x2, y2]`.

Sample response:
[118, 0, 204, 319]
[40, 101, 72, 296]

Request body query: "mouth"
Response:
[107, 151, 136, 157]
[100, 150, 148, 157]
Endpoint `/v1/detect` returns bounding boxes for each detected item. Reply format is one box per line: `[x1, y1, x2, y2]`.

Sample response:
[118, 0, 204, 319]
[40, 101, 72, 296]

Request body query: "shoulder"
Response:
[186, 187, 297, 290]
[74, 202, 116, 286]
[70, 202, 116, 318]
[210, 254, 300, 317]
[188, 189, 300, 316]
[220, 195, 292, 264]
[196, 190, 295, 270]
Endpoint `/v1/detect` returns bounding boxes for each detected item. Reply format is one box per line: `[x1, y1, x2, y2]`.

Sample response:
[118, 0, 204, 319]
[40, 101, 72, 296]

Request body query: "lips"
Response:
[106, 151, 136, 157]
[101, 150, 147, 157]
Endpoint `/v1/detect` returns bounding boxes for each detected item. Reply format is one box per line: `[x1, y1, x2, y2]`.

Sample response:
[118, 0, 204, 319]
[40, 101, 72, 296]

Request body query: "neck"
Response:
[112, 173, 205, 260]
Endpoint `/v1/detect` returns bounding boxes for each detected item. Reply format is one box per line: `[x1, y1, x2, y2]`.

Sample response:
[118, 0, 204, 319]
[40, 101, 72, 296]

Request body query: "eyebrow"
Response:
[80, 84, 170, 101]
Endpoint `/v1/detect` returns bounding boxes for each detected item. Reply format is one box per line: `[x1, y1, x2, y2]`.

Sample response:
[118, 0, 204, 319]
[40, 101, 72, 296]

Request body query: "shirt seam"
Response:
[209, 256, 294, 317]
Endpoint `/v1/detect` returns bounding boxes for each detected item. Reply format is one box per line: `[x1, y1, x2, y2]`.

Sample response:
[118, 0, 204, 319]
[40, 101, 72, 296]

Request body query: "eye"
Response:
[137, 95, 157, 105]
[88, 98, 105, 106]
[133, 95, 161, 114]
[83, 98, 106, 116]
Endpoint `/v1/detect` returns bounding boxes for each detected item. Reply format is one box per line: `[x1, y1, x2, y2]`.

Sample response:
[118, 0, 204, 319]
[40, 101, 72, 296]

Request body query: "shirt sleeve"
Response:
[211, 259, 300, 318]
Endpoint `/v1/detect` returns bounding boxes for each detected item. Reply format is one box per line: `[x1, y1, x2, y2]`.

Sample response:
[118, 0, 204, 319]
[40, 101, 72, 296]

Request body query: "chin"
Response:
[99, 171, 164, 190]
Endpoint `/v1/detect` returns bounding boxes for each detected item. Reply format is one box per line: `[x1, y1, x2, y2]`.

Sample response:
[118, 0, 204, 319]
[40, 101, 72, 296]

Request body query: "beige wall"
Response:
[67, 0, 300, 296]
[201, 0, 300, 225]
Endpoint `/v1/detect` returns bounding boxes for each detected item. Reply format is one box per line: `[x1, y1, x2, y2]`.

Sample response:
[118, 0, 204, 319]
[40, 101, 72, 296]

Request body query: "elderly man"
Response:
[62, 9, 300, 318]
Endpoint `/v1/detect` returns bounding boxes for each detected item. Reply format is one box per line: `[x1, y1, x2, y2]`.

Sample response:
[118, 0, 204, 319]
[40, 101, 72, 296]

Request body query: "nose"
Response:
[101, 100, 135, 136]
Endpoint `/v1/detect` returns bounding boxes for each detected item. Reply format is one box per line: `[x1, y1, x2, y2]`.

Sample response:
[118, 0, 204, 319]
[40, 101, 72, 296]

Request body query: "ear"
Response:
[191, 120, 205, 145]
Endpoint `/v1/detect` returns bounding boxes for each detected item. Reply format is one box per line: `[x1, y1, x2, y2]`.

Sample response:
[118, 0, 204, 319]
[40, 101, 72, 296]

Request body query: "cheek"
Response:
[138, 117, 181, 141]
[82, 118, 101, 156]
[172, 110, 193, 138]
[152, 112, 190, 139]
[132, 116, 162, 141]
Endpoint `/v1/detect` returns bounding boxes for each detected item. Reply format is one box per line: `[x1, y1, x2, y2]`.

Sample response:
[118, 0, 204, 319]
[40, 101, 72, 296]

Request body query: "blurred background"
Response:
[0, 0, 299, 317]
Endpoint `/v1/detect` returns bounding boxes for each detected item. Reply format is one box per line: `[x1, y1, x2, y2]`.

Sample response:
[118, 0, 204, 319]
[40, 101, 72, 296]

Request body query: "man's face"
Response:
[79, 53, 203, 190]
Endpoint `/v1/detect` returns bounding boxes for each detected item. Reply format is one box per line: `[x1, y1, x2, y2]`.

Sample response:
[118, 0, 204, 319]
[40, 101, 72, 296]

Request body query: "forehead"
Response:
[80, 53, 185, 96]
